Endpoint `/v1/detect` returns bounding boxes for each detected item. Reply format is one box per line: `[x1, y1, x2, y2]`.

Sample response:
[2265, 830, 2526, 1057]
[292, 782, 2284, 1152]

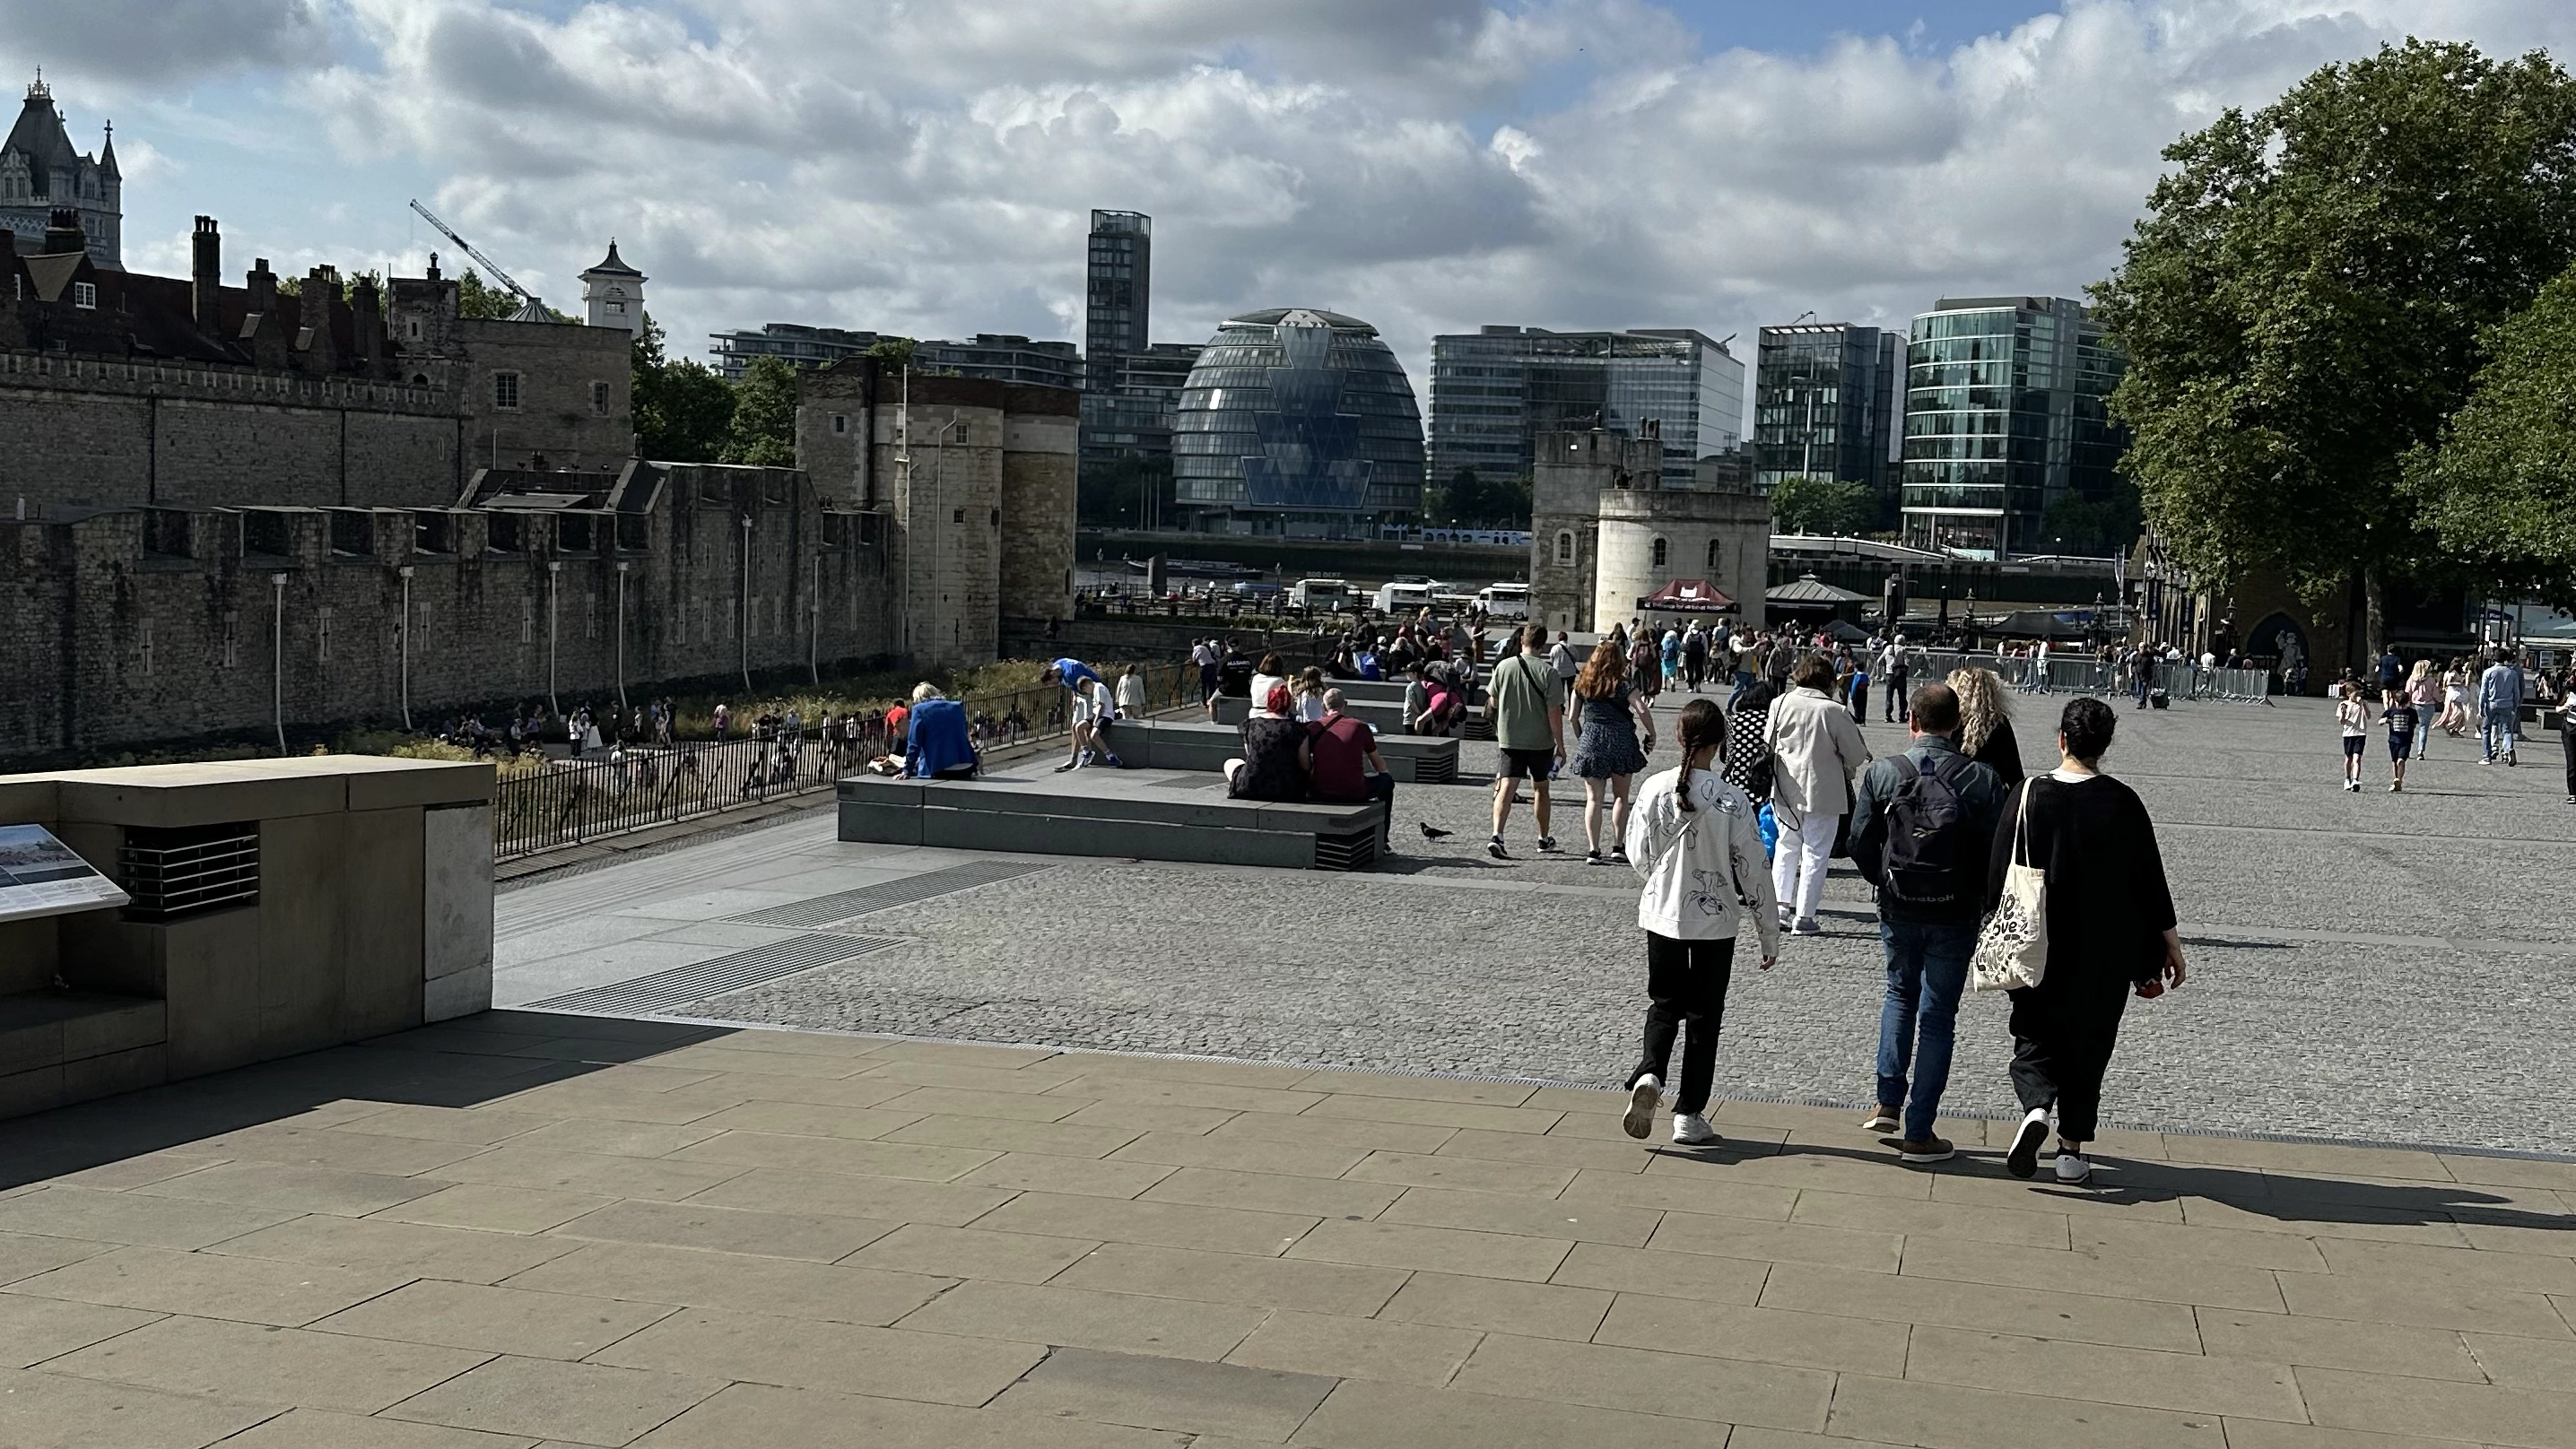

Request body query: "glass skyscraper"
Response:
[1901, 296, 2127, 560]
[1084, 211, 1151, 395]
[1753, 323, 1900, 495]
[1429, 326, 1744, 492]
[1171, 308, 1424, 535]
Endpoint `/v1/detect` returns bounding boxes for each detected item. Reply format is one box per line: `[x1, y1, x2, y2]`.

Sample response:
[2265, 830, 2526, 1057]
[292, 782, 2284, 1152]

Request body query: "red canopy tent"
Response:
[1635, 578, 1736, 614]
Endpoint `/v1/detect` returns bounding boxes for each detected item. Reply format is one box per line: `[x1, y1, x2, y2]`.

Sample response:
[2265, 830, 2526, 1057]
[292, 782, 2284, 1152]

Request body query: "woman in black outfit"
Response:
[1990, 697, 2186, 1184]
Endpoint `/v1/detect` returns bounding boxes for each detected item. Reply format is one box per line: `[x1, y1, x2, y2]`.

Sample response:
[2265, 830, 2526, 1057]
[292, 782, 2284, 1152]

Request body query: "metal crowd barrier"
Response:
[491, 663, 1197, 861]
[1886, 651, 2271, 706]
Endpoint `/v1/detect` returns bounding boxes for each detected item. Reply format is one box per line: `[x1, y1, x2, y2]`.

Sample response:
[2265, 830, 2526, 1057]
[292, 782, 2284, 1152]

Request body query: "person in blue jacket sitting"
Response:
[903, 684, 979, 780]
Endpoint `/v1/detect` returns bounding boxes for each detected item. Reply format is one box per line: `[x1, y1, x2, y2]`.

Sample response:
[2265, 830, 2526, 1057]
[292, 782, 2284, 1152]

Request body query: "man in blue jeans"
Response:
[1847, 683, 2006, 1164]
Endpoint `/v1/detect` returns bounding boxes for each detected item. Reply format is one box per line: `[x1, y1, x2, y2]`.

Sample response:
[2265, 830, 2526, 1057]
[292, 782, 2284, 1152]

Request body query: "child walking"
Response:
[2335, 681, 2370, 792]
[1617, 699, 1781, 1146]
[2380, 687, 2417, 793]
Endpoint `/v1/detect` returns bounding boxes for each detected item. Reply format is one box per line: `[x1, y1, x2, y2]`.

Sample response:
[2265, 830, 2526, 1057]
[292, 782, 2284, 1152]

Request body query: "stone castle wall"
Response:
[1, 464, 896, 766]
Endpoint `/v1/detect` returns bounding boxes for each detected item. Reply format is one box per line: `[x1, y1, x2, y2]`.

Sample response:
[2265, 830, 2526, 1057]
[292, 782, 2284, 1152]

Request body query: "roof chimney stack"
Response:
[191, 216, 222, 333]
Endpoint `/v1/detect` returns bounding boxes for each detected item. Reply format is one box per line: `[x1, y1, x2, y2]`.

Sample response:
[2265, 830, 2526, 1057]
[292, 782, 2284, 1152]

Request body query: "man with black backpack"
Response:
[1846, 682, 2006, 1165]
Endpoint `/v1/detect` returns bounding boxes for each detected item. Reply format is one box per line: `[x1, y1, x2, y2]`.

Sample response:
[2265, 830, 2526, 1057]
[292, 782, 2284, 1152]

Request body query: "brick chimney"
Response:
[191, 216, 221, 333]
[351, 272, 383, 373]
[247, 257, 276, 316]
[42, 207, 83, 256]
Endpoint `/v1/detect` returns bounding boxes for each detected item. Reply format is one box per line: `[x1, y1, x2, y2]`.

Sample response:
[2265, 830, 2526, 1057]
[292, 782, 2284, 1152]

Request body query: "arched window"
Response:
[1554, 530, 1575, 566]
[1651, 536, 1668, 568]
[1705, 539, 1722, 571]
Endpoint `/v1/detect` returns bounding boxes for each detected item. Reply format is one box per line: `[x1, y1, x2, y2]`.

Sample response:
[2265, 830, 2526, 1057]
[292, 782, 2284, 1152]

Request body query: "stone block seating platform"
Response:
[839, 768, 1383, 870]
[1109, 719, 1459, 784]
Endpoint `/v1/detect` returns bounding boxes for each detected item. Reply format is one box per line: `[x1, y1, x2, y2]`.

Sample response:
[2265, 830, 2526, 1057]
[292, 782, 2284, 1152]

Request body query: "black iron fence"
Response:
[491, 663, 1200, 861]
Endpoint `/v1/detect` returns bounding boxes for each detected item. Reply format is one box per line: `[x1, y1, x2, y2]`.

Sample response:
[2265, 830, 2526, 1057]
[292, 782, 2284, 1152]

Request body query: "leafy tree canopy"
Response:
[1768, 475, 1875, 536]
[722, 355, 801, 468]
[1427, 467, 1532, 529]
[2404, 262, 2576, 606]
[2091, 39, 2576, 644]
[632, 314, 735, 464]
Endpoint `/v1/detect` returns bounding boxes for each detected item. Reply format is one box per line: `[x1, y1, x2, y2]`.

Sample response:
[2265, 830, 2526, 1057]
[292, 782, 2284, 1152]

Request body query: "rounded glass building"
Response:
[1171, 308, 1424, 535]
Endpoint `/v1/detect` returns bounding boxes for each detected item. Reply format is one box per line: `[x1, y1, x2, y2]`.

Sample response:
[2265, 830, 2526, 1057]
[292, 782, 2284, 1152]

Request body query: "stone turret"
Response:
[579, 239, 644, 334]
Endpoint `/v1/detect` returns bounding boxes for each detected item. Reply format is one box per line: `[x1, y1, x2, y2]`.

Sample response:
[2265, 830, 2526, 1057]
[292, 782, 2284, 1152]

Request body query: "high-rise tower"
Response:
[1083, 210, 1151, 394]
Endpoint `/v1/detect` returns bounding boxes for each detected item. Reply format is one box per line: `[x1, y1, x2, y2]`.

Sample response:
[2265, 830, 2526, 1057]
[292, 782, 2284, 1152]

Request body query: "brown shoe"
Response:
[1860, 1106, 1900, 1133]
[1896, 1136, 1955, 1164]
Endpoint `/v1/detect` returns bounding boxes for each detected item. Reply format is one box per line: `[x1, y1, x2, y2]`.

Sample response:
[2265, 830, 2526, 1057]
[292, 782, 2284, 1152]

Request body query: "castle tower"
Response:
[579, 239, 644, 333]
[0, 74, 120, 269]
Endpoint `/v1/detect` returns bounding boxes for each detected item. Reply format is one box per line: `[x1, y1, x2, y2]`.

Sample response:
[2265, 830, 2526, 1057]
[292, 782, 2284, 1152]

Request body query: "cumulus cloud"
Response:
[0, 0, 327, 86]
[108, 1, 2576, 390]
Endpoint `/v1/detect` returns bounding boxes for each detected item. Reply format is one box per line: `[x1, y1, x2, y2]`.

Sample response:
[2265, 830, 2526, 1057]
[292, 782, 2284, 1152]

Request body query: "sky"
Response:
[12, 1, 2576, 396]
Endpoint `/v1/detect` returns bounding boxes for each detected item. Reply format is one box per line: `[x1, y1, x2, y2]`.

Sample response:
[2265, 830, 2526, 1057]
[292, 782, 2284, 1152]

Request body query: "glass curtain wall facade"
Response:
[1901, 296, 2126, 560]
[709, 323, 879, 380]
[1753, 323, 1900, 494]
[1084, 211, 1151, 395]
[1429, 326, 1744, 492]
[1171, 308, 1424, 536]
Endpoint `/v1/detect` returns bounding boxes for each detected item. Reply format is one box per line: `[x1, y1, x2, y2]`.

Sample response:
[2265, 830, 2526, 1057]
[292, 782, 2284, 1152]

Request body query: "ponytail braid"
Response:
[1672, 698, 1725, 813]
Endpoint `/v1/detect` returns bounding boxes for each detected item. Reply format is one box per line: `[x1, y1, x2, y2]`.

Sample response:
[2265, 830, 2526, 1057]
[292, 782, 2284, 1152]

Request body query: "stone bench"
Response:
[838, 769, 1383, 871]
[1104, 719, 1458, 785]
[1212, 694, 1418, 735]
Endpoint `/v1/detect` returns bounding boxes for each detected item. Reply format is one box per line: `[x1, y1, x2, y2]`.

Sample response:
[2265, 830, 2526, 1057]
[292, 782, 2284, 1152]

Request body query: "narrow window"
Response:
[1651, 536, 1668, 568]
[589, 379, 609, 415]
[1554, 530, 1574, 566]
[492, 371, 521, 411]
[830, 412, 847, 435]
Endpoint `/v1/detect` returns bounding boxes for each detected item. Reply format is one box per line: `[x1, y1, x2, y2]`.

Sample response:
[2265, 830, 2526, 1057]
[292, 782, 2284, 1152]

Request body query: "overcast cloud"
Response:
[13, 0, 2576, 392]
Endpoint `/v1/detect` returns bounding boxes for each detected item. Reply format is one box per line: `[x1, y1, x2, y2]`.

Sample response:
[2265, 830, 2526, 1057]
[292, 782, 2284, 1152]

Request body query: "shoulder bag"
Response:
[1970, 780, 2048, 992]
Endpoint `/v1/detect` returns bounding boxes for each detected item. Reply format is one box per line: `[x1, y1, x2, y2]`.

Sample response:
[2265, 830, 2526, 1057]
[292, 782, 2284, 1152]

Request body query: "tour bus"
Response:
[1288, 577, 1353, 611]
[1373, 581, 1436, 614]
[1476, 583, 1531, 618]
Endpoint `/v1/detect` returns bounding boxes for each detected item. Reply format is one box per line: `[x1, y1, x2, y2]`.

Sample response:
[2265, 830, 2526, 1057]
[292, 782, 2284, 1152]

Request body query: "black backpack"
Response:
[1862, 752, 1979, 907]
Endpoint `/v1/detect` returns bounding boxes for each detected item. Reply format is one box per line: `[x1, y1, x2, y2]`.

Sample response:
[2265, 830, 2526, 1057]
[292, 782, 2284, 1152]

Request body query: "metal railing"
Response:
[491, 664, 1201, 861]
[1891, 652, 2271, 705]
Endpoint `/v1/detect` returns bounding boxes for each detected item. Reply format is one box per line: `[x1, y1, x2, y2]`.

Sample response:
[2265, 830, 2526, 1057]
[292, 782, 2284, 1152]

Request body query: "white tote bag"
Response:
[1970, 780, 2048, 992]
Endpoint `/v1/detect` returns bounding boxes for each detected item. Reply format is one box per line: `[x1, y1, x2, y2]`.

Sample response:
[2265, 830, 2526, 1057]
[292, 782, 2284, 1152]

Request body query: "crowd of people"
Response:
[1606, 646, 2184, 1184]
[2327, 646, 2576, 799]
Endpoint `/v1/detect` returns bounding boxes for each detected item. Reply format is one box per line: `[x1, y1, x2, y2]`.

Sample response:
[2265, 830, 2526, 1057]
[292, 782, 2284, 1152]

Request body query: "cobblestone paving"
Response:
[672, 695, 2574, 1153]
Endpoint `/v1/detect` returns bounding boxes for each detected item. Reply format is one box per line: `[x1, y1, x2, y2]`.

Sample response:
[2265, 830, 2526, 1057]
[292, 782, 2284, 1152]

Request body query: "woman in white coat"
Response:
[1761, 654, 1872, 935]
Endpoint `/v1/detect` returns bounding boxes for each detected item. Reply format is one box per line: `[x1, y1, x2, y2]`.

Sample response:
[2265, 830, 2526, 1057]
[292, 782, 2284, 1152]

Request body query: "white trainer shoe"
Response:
[2005, 1107, 2050, 1179]
[1672, 1113, 1719, 1146]
[1622, 1076, 1660, 1140]
[2054, 1151, 2093, 1184]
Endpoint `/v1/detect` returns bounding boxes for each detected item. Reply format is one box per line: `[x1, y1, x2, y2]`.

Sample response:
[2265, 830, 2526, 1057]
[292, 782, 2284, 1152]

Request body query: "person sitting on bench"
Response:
[902, 684, 979, 781]
[1225, 682, 1307, 799]
[1302, 688, 1397, 855]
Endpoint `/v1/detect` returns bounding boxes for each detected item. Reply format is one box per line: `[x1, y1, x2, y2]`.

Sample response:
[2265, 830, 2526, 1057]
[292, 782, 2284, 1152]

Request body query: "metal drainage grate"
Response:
[121, 822, 259, 921]
[721, 860, 1059, 929]
[522, 933, 901, 1015]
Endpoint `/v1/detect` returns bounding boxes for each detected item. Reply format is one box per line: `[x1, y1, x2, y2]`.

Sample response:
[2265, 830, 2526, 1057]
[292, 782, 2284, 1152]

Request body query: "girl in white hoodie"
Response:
[1619, 699, 1783, 1145]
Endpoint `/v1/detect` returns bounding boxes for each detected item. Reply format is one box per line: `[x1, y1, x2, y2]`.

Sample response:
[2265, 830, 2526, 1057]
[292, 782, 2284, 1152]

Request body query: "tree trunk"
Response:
[2362, 567, 2388, 663]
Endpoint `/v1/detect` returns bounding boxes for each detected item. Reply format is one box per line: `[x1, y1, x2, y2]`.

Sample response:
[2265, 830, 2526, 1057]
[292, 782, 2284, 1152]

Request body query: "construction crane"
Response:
[406, 198, 548, 320]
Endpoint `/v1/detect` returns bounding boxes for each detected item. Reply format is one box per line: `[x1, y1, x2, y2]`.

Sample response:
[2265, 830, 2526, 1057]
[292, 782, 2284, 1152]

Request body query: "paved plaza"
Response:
[496, 692, 2574, 1154]
[0, 1011, 2569, 1446]
[0, 690, 2565, 1446]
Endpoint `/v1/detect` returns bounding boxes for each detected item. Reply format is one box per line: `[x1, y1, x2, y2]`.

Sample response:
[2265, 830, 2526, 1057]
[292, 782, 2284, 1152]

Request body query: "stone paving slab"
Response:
[0, 1012, 2562, 1444]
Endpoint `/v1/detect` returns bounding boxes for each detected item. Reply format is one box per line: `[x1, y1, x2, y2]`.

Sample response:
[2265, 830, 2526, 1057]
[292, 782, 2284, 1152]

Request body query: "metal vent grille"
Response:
[120, 823, 259, 921]
[522, 933, 901, 1015]
[722, 860, 1057, 929]
[1412, 755, 1458, 785]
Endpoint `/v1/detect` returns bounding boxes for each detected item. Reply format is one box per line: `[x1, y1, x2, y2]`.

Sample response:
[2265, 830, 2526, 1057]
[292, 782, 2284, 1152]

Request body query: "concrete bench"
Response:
[1104, 719, 1459, 785]
[1213, 694, 1417, 736]
[839, 770, 1382, 871]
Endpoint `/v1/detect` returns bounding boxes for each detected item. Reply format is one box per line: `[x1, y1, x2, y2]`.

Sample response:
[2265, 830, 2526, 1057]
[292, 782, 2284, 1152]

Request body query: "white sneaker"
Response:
[2005, 1107, 2050, 1179]
[1672, 1113, 1719, 1146]
[2054, 1151, 2093, 1184]
[1622, 1076, 1660, 1140]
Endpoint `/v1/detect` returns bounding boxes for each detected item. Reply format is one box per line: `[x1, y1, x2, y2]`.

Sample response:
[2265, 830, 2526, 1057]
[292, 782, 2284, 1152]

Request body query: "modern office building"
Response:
[1753, 322, 1901, 493]
[1171, 308, 1424, 536]
[1084, 210, 1152, 395]
[1429, 326, 1744, 493]
[1080, 343, 1205, 464]
[709, 322, 878, 379]
[1900, 295, 2128, 559]
[915, 334, 1081, 390]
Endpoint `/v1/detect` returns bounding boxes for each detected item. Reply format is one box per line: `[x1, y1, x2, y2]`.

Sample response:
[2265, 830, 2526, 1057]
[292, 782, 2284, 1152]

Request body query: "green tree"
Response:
[866, 336, 918, 369]
[2404, 262, 2576, 605]
[722, 355, 800, 467]
[2040, 480, 2145, 557]
[631, 314, 735, 463]
[2091, 39, 2576, 654]
[1426, 467, 1531, 528]
[1768, 475, 1875, 535]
